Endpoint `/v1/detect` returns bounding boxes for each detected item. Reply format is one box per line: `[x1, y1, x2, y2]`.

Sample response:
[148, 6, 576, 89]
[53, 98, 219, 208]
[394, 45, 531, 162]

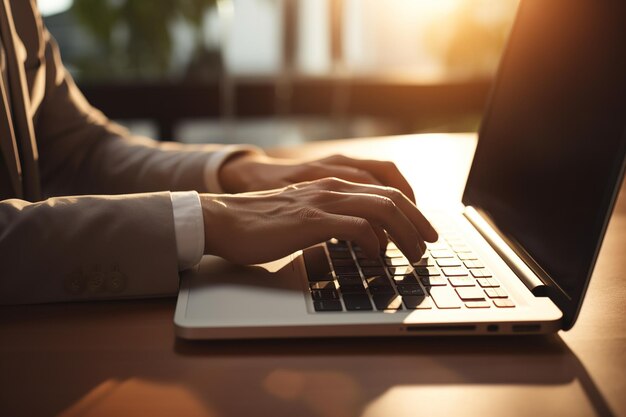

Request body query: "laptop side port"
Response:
[406, 325, 476, 332]
[512, 324, 541, 332]
[487, 324, 499, 332]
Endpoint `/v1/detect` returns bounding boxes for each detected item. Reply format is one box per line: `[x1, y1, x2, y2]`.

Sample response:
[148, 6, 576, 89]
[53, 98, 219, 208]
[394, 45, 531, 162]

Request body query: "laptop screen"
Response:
[463, 0, 626, 325]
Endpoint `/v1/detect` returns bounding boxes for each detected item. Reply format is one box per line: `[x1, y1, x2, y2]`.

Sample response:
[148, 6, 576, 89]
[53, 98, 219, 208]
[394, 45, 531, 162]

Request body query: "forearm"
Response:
[50, 132, 225, 195]
[34, 26, 250, 197]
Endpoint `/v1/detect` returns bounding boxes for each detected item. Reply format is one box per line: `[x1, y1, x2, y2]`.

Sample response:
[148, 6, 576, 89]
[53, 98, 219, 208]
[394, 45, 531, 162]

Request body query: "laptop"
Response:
[174, 0, 626, 339]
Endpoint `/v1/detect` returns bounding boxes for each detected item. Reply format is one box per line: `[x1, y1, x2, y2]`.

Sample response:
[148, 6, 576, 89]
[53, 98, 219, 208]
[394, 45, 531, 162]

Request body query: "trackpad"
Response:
[182, 255, 308, 325]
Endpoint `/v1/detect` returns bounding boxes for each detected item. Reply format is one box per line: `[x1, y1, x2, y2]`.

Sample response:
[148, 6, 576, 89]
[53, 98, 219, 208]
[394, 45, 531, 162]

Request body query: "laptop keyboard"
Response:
[304, 235, 515, 312]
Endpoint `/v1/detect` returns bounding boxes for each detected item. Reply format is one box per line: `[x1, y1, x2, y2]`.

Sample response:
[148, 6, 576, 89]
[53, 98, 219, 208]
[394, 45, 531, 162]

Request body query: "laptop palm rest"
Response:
[177, 254, 309, 327]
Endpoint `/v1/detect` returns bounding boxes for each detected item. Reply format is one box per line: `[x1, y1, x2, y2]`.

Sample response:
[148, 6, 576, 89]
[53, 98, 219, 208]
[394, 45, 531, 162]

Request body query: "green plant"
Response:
[72, 0, 217, 79]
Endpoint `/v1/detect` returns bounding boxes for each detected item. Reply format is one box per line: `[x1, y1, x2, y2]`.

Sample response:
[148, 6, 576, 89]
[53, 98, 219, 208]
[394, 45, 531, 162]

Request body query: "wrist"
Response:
[204, 145, 264, 193]
[200, 194, 223, 255]
[219, 152, 264, 193]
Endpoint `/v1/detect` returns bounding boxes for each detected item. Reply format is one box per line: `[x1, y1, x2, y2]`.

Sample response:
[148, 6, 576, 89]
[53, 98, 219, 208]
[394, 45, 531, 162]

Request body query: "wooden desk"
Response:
[1, 134, 624, 417]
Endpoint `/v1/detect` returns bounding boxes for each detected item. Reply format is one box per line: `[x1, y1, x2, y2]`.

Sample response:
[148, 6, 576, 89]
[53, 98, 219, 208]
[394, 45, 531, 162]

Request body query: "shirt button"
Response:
[87, 271, 106, 293]
[106, 270, 127, 293]
[64, 271, 86, 295]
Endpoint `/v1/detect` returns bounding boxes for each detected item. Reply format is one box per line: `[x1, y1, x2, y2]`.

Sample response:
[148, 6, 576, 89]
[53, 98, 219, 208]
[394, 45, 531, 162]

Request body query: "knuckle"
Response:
[383, 186, 402, 199]
[310, 189, 334, 204]
[383, 160, 398, 171]
[297, 207, 322, 221]
[346, 217, 371, 237]
[353, 168, 375, 180]
[318, 176, 342, 189]
[377, 196, 397, 213]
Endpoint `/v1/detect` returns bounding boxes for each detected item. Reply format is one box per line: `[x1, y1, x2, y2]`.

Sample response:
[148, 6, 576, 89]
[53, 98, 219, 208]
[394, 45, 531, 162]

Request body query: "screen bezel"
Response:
[462, 0, 626, 329]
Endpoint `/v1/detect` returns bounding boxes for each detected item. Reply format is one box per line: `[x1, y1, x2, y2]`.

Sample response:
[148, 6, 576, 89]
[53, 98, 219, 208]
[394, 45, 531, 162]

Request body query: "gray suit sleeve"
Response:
[0, 192, 180, 305]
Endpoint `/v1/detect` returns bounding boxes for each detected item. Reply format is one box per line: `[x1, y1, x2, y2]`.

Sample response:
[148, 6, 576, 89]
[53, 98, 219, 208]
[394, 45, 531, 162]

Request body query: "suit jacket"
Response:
[0, 0, 225, 304]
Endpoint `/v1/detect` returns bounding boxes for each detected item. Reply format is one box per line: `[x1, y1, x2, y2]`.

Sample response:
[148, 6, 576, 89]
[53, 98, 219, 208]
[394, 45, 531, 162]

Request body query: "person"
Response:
[0, 0, 436, 305]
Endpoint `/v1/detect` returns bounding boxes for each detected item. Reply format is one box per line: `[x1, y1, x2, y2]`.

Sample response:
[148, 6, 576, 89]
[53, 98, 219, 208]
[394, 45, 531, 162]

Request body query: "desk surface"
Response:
[1, 133, 625, 417]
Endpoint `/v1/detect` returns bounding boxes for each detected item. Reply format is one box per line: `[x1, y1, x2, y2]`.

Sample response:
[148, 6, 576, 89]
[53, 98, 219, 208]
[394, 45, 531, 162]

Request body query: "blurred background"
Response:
[41, 0, 519, 148]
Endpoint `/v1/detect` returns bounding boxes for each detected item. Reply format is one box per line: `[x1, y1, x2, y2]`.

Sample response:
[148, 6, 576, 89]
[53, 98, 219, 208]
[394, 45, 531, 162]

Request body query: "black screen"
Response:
[463, 0, 626, 324]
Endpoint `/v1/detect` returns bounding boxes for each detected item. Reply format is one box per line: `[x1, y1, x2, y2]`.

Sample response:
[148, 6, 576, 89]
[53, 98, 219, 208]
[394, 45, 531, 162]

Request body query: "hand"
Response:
[219, 153, 417, 202]
[200, 177, 437, 266]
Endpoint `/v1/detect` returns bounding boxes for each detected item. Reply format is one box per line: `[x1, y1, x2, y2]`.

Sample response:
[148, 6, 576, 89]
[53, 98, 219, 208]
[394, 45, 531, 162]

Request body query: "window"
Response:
[43, 0, 518, 145]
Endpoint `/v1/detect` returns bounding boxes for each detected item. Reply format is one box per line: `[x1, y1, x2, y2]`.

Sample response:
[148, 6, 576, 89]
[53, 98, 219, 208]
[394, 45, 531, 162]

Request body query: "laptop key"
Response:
[309, 281, 336, 290]
[451, 244, 472, 253]
[384, 249, 404, 258]
[303, 246, 334, 281]
[493, 298, 515, 308]
[484, 288, 508, 298]
[465, 301, 491, 308]
[368, 286, 396, 295]
[426, 241, 449, 250]
[372, 294, 403, 310]
[441, 267, 469, 277]
[358, 258, 384, 267]
[330, 251, 353, 260]
[338, 275, 365, 291]
[403, 295, 433, 309]
[413, 256, 435, 267]
[463, 260, 484, 269]
[448, 276, 476, 287]
[393, 274, 418, 285]
[455, 286, 485, 301]
[436, 258, 462, 268]
[384, 257, 409, 267]
[353, 251, 371, 260]
[445, 237, 464, 244]
[420, 276, 448, 286]
[415, 267, 440, 276]
[361, 267, 386, 277]
[366, 276, 393, 289]
[339, 284, 367, 294]
[388, 265, 415, 276]
[458, 252, 478, 261]
[396, 284, 424, 296]
[337, 274, 362, 284]
[470, 269, 493, 278]
[331, 258, 356, 268]
[313, 299, 343, 312]
[334, 266, 360, 276]
[311, 289, 339, 300]
[430, 250, 455, 259]
[428, 286, 462, 309]
[343, 294, 373, 311]
[477, 278, 500, 288]
[385, 242, 399, 250]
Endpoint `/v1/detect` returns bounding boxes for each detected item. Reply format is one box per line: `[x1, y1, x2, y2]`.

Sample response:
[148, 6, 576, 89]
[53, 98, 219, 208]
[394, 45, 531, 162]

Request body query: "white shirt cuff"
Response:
[170, 191, 205, 270]
[204, 144, 264, 193]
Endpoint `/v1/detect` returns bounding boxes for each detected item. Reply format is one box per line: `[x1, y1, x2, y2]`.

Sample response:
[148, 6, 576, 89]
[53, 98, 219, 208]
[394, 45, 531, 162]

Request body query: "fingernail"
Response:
[416, 245, 425, 260]
[408, 249, 421, 265]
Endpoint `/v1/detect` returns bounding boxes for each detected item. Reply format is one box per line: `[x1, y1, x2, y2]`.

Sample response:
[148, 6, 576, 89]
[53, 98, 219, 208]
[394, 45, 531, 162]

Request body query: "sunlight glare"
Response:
[38, 0, 73, 17]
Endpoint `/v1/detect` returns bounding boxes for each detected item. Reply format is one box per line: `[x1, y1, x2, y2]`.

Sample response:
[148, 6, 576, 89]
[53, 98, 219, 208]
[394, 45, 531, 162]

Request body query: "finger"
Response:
[321, 154, 416, 203]
[372, 225, 388, 252]
[315, 177, 438, 242]
[317, 191, 426, 263]
[304, 201, 386, 253]
[307, 212, 381, 259]
[293, 162, 383, 186]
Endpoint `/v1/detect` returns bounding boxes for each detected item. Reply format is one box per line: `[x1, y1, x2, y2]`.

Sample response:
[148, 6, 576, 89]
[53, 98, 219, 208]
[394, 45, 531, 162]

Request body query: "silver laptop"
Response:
[174, 0, 626, 339]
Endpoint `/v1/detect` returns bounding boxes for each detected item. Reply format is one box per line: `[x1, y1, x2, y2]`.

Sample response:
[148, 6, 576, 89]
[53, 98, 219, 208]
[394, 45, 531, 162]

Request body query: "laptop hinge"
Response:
[463, 206, 549, 296]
